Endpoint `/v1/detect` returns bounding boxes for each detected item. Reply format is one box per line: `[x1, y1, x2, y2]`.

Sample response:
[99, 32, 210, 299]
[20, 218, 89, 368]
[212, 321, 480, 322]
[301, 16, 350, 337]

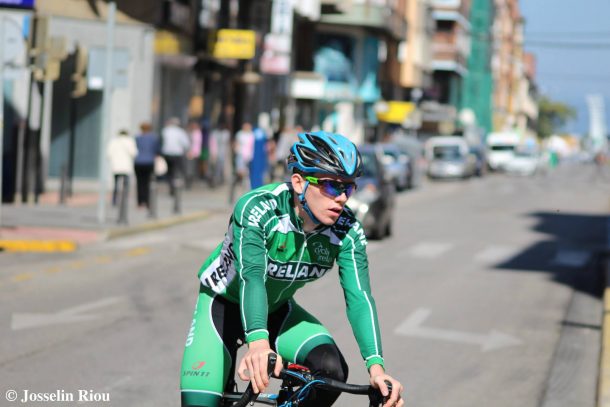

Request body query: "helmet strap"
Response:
[298, 181, 321, 225]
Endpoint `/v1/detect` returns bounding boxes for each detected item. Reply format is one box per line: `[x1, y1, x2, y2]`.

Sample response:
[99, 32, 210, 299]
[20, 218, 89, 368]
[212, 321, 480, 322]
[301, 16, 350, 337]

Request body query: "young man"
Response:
[181, 131, 404, 407]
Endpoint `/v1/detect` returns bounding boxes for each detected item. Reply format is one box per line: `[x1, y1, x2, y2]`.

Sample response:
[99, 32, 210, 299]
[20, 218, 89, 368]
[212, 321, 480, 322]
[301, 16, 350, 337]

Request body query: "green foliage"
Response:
[537, 96, 577, 138]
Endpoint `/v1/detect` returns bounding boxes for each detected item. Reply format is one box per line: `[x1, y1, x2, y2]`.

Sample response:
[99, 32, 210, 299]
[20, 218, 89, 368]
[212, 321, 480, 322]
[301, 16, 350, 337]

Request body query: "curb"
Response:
[600, 268, 610, 407]
[598, 216, 610, 407]
[105, 210, 212, 240]
[0, 210, 213, 253]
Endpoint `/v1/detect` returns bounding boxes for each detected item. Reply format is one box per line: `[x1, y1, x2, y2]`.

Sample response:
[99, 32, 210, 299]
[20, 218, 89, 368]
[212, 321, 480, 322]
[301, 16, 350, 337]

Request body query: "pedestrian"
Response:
[209, 121, 231, 187]
[161, 117, 190, 196]
[107, 129, 137, 207]
[234, 122, 255, 186]
[180, 131, 404, 407]
[185, 120, 202, 189]
[199, 118, 211, 182]
[249, 125, 269, 189]
[133, 122, 159, 208]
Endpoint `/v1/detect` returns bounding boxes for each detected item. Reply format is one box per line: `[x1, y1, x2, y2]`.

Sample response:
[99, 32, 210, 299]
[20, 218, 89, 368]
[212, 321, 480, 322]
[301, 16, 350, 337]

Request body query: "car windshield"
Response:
[433, 145, 461, 160]
[360, 152, 378, 177]
[491, 145, 515, 151]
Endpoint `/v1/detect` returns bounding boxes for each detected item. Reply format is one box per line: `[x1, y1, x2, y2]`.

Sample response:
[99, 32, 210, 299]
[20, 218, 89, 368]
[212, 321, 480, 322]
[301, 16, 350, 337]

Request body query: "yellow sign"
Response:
[213, 29, 256, 60]
[376, 101, 416, 124]
[155, 30, 189, 55]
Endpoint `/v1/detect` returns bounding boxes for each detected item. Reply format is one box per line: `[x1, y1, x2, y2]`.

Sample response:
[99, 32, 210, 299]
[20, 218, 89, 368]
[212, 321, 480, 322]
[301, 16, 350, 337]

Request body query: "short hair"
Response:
[140, 122, 152, 132]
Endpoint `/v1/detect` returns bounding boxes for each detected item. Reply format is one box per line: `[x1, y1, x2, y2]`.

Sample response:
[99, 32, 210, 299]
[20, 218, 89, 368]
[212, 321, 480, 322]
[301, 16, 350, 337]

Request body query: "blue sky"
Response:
[521, 0, 610, 134]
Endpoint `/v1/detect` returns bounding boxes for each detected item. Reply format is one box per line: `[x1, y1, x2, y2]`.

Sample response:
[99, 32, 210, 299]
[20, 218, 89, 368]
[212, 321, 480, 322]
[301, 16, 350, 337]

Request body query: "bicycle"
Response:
[221, 354, 393, 407]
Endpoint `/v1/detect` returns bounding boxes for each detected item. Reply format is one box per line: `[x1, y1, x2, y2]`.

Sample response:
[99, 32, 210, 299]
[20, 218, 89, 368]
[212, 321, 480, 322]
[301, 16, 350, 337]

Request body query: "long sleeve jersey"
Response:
[197, 182, 384, 369]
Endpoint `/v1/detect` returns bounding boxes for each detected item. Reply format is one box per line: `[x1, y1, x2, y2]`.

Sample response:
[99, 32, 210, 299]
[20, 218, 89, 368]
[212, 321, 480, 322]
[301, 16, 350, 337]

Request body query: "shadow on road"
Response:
[495, 211, 607, 299]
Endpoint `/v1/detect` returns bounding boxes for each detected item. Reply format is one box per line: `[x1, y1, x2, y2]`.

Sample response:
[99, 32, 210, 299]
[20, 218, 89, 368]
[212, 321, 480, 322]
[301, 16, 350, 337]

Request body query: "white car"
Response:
[504, 152, 542, 176]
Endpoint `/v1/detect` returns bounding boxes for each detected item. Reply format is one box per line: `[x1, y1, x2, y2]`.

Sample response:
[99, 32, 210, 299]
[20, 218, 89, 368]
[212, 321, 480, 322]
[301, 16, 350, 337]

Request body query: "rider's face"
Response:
[292, 173, 356, 225]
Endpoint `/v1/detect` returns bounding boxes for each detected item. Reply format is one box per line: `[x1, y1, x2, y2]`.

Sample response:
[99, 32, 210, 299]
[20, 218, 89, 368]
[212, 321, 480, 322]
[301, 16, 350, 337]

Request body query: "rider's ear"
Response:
[291, 173, 305, 194]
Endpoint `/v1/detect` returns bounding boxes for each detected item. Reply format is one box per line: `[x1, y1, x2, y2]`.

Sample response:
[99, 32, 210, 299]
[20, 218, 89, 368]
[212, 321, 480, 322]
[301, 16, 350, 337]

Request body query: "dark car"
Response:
[380, 143, 411, 191]
[347, 144, 396, 239]
[389, 134, 425, 188]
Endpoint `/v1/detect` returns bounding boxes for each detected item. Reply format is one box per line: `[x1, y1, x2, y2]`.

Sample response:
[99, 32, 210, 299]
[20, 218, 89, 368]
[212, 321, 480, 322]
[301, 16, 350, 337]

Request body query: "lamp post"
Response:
[97, 2, 116, 224]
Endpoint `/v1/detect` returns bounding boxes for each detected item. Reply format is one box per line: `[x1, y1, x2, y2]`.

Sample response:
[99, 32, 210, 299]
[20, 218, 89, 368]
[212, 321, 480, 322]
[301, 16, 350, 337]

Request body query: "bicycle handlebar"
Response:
[230, 353, 392, 407]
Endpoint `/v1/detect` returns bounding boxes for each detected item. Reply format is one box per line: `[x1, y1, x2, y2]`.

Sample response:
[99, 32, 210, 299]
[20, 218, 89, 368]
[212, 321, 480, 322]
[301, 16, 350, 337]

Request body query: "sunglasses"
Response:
[304, 176, 357, 198]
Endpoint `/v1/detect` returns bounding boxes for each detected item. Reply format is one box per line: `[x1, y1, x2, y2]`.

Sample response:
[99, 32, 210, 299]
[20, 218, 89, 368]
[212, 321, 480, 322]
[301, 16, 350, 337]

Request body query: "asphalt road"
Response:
[1, 163, 608, 407]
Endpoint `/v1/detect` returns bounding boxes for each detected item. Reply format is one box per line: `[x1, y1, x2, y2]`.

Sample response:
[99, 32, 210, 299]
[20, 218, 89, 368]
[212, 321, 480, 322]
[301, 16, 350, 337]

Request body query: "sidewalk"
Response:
[0, 179, 235, 252]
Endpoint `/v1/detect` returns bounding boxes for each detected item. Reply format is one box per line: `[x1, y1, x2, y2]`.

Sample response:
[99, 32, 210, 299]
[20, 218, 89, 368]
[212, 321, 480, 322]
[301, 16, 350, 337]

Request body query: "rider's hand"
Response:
[237, 339, 283, 394]
[369, 364, 404, 407]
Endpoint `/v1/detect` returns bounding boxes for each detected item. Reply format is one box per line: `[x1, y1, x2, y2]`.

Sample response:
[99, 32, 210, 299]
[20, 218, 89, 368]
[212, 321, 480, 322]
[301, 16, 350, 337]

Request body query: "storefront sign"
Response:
[260, 33, 291, 75]
[271, 0, 293, 35]
[212, 29, 255, 60]
[290, 73, 325, 99]
[0, 0, 34, 8]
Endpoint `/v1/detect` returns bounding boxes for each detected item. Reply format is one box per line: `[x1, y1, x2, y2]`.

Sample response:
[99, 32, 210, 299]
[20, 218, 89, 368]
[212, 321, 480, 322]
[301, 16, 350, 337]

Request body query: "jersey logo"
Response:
[312, 241, 331, 263]
[247, 199, 278, 226]
[267, 261, 330, 281]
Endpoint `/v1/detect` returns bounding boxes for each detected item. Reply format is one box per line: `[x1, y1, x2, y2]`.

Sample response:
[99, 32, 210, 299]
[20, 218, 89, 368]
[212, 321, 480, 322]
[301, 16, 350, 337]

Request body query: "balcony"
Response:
[431, 0, 462, 9]
[431, 31, 468, 74]
[320, 2, 407, 41]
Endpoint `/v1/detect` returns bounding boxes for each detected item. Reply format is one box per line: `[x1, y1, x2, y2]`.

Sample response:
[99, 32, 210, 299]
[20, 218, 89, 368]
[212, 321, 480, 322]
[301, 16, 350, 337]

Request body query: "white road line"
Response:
[395, 308, 522, 351]
[405, 242, 454, 259]
[474, 245, 517, 264]
[551, 250, 591, 268]
[182, 238, 221, 252]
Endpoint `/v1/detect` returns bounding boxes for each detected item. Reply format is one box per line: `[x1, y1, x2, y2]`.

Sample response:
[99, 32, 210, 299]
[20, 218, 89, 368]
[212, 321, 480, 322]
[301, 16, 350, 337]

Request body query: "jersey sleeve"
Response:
[232, 194, 272, 343]
[336, 224, 384, 370]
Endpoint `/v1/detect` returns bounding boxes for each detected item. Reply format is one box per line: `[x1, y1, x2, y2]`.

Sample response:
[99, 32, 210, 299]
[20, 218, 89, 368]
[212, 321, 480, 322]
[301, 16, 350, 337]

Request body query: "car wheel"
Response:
[385, 220, 392, 237]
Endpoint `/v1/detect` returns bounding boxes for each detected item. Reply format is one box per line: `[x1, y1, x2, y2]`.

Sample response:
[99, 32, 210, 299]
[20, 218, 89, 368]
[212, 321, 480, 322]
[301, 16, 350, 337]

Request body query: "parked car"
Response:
[380, 143, 411, 191]
[390, 134, 425, 188]
[347, 144, 396, 239]
[425, 136, 477, 179]
[504, 151, 543, 176]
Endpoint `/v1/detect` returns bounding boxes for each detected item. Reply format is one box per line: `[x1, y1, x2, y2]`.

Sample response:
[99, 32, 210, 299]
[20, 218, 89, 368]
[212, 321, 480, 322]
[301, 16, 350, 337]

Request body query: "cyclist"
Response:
[181, 131, 404, 407]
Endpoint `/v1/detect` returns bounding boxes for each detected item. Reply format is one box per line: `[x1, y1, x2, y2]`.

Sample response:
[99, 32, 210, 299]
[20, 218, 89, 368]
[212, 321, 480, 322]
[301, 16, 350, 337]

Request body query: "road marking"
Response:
[95, 255, 112, 264]
[551, 250, 591, 268]
[395, 308, 522, 351]
[474, 245, 516, 264]
[0, 240, 77, 252]
[12, 273, 34, 282]
[405, 242, 453, 259]
[11, 297, 124, 331]
[44, 266, 62, 274]
[127, 247, 151, 257]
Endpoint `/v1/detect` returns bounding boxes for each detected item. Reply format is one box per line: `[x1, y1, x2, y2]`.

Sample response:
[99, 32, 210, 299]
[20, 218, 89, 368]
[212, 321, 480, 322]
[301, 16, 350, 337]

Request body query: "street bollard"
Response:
[117, 175, 129, 225]
[173, 176, 183, 214]
[148, 175, 158, 219]
[59, 164, 68, 205]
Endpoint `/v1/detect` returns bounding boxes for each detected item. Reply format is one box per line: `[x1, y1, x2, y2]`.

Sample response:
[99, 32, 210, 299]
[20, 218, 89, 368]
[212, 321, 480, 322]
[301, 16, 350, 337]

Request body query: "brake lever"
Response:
[382, 380, 393, 405]
[368, 380, 393, 407]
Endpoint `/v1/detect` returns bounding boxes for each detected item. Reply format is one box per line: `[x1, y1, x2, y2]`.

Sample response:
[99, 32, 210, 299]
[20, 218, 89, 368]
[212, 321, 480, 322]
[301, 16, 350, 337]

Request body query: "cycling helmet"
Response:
[287, 131, 362, 178]
[287, 131, 361, 226]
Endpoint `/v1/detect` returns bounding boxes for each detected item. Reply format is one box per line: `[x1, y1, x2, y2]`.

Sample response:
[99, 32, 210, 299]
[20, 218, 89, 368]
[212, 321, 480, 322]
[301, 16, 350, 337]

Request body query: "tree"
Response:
[537, 96, 577, 139]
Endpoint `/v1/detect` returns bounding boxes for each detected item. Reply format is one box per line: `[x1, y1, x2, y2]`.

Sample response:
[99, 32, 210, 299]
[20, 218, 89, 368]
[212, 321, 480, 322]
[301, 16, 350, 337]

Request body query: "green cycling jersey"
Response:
[197, 182, 384, 369]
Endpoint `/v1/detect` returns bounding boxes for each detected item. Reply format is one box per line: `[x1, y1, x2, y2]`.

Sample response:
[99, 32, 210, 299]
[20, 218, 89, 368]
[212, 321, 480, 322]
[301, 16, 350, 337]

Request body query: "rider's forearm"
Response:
[369, 364, 385, 377]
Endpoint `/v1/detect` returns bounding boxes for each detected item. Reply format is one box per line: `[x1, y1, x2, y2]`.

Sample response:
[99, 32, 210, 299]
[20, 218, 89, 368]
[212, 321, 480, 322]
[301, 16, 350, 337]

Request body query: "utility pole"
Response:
[0, 16, 5, 233]
[97, 2, 116, 224]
